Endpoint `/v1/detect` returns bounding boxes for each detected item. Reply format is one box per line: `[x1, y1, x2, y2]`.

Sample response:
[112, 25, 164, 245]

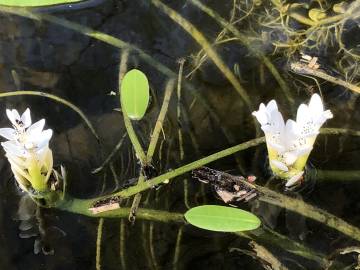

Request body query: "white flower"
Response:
[0, 108, 53, 192]
[253, 94, 333, 182]
[6, 108, 31, 131]
[0, 109, 52, 156]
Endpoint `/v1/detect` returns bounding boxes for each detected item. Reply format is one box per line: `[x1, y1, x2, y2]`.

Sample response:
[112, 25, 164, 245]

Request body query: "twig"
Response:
[290, 61, 360, 94]
[177, 59, 185, 161]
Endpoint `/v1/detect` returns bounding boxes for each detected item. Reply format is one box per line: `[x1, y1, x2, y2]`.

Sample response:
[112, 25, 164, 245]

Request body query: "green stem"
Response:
[0, 90, 99, 140]
[146, 79, 176, 161]
[241, 228, 329, 267]
[119, 220, 127, 270]
[258, 186, 360, 242]
[129, 174, 146, 222]
[57, 195, 184, 223]
[188, 0, 294, 106]
[105, 136, 265, 199]
[121, 113, 147, 163]
[57, 195, 355, 265]
[96, 218, 104, 270]
[93, 127, 360, 200]
[150, 0, 253, 111]
[173, 226, 184, 269]
[129, 79, 176, 220]
[321, 127, 360, 136]
[119, 50, 147, 164]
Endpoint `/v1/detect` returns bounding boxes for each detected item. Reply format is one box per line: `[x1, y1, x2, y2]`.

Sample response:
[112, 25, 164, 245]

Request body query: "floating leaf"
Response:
[0, 0, 82, 7]
[185, 205, 261, 232]
[120, 69, 150, 120]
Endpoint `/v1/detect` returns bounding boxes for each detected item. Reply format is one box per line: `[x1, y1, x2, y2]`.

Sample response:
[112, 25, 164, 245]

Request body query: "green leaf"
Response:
[184, 205, 261, 232]
[0, 0, 82, 7]
[120, 69, 150, 120]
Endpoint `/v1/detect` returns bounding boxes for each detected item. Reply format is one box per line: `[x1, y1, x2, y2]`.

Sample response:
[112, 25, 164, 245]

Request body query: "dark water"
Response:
[0, 0, 360, 269]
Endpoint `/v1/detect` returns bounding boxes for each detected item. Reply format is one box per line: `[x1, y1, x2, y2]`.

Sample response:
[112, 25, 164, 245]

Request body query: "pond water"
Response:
[0, 0, 360, 269]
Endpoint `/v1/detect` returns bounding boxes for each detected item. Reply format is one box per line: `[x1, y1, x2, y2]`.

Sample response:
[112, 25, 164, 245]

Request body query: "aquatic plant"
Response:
[253, 94, 333, 186]
[0, 108, 53, 192]
[1, 2, 360, 268]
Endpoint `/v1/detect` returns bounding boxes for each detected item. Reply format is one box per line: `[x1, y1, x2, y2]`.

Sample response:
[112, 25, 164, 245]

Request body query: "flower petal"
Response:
[271, 160, 289, 172]
[0, 128, 17, 140]
[267, 140, 286, 153]
[272, 110, 285, 130]
[252, 110, 268, 126]
[308, 94, 323, 115]
[21, 108, 32, 128]
[6, 109, 20, 126]
[35, 129, 53, 149]
[283, 151, 298, 166]
[266, 100, 278, 112]
[296, 104, 311, 124]
[1, 141, 26, 157]
[252, 103, 268, 126]
[27, 119, 45, 138]
[285, 171, 304, 187]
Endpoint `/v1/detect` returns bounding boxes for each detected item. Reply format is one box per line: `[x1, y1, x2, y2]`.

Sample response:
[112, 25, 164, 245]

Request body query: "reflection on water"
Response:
[1, 0, 360, 269]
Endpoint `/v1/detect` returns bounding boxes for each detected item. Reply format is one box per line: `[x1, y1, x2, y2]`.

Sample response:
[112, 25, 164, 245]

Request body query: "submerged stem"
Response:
[150, 0, 253, 111]
[317, 170, 360, 182]
[96, 218, 104, 270]
[189, 0, 294, 106]
[258, 187, 360, 241]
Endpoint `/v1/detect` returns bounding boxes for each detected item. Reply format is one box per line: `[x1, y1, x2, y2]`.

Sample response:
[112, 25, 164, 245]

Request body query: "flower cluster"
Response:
[0, 108, 53, 192]
[253, 94, 333, 187]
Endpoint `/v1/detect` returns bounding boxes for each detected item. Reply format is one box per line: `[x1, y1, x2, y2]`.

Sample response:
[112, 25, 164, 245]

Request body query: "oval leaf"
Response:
[120, 69, 150, 120]
[0, 0, 82, 7]
[185, 205, 261, 232]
